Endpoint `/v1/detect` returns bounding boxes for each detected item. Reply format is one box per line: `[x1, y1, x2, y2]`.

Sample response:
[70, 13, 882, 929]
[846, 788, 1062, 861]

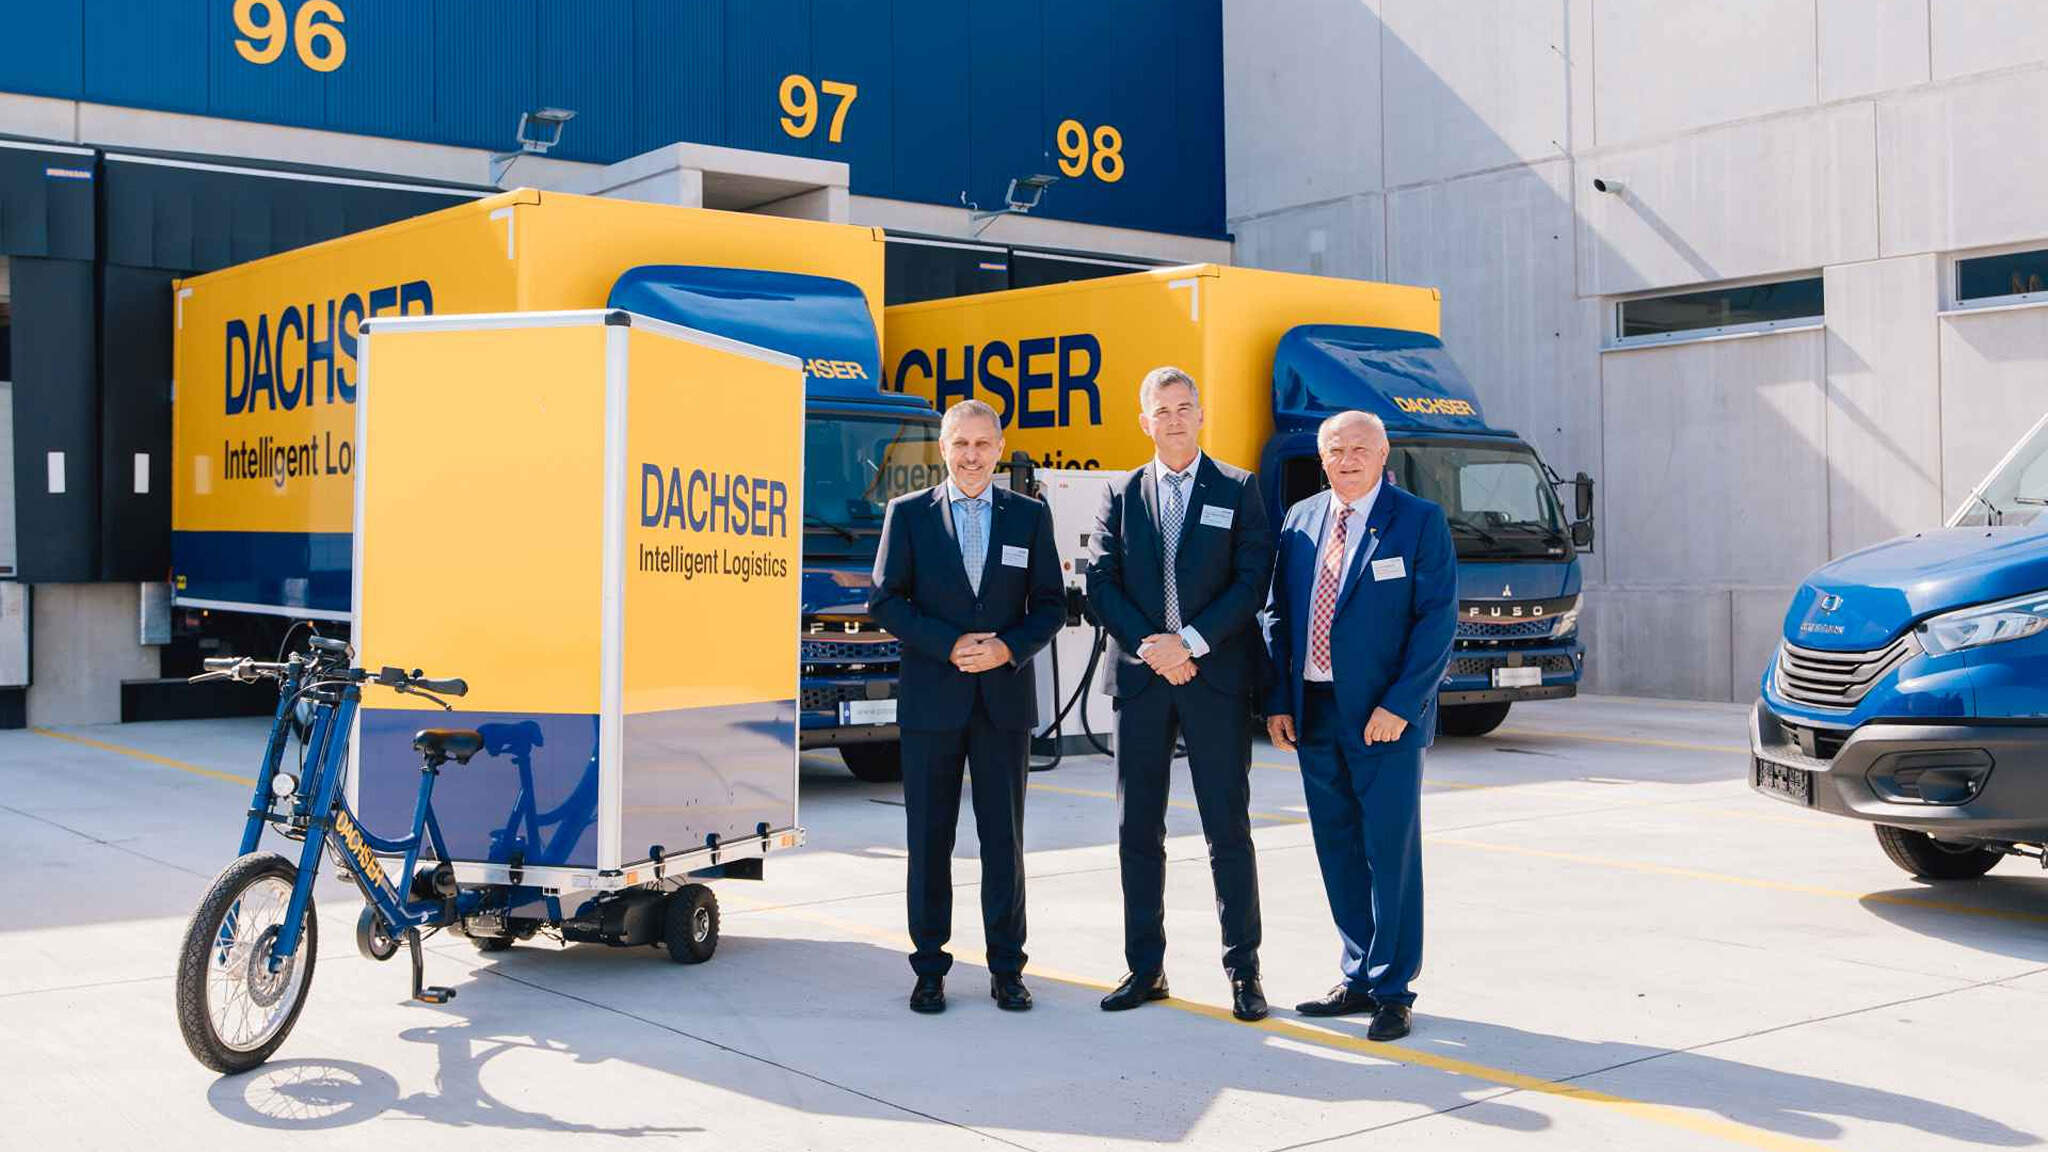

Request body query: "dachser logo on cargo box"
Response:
[222, 279, 433, 414]
[891, 334, 1102, 431]
[637, 463, 792, 583]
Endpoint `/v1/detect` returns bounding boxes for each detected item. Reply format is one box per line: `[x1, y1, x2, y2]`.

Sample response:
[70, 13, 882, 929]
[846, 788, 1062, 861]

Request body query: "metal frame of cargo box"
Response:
[347, 308, 806, 899]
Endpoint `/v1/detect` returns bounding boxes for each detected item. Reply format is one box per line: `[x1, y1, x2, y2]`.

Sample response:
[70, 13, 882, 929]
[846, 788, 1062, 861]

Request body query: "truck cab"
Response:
[1257, 326, 1593, 736]
[610, 267, 944, 781]
[1752, 412, 2048, 878]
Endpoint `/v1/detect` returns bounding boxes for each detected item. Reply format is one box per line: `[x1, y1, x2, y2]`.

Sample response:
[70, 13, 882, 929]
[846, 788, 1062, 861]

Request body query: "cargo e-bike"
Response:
[172, 637, 725, 1073]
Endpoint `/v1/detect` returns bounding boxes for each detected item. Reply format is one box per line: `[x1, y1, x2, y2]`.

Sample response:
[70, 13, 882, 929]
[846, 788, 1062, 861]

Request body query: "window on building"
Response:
[884, 236, 1170, 305]
[1614, 277, 1824, 344]
[1957, 247, 2048, 306]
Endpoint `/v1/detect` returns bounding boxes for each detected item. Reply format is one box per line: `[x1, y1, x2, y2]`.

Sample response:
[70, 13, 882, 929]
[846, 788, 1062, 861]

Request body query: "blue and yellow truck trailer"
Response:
[884, 266, 1595, 736]
[171, 190, 940, 779]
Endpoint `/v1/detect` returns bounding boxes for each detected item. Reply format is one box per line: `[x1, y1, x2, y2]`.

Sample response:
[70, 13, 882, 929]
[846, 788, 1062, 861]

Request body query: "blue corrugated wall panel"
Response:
[326, 0, 437, 140]
[967, 0, 1042, 223]
[83, 0, 207, 114]
[538, 0, 632, 163]
[722, 0, 809, 156]
[889, 0, 967, 210]
[632, 0, 723, 156]
[0, 1, 84, 99]
[207, 0, 326, 129]
[1173, 0, 1226, 242]
[433, 0, 539, 152]
[1039, 0, 1176, 234]
[809, 0, 891, 196]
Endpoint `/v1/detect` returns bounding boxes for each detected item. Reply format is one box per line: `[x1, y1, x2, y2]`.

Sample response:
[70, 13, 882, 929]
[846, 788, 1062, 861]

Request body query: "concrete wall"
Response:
[27, 583, 158, 726]
[1226, 0, 2048, 701]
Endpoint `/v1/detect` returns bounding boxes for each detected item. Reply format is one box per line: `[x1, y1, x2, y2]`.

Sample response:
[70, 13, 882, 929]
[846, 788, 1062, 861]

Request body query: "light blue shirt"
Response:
[945, 479, 992, 591]
[1151, 454, 1211, 658]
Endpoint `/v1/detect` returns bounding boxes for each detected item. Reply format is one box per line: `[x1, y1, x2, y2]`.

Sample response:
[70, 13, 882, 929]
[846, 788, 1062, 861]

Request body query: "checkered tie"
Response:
[960, 496, 987, 594]
[1309, 509, 1349, 676]
[1161, 473, 1186, 631]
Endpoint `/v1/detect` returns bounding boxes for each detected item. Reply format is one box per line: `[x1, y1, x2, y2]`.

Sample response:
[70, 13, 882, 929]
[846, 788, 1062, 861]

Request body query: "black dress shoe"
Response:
[909, 974, 945, 1014]
[991, 974, 1033, 1011]
[1367, 1003, 1413, 1041]
[1099, 971, 1169, 1011]
[1295, 983, 1379, 1017]
[1231, 977, 1269, 1022]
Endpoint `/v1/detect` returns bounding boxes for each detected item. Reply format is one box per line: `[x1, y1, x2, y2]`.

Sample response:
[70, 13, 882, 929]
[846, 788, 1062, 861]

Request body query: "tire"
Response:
[175, 852, 319, 1074]
[840, 741, 903, 783]
[1438, 701, 1512, 738]
[1874, 824, 2004, 880]
[472, 934, 516, 953]
[664, 884, 719, 964]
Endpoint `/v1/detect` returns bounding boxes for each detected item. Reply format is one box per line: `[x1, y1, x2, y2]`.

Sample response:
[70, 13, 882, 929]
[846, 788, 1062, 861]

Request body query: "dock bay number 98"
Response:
[234, 0, 347, 74]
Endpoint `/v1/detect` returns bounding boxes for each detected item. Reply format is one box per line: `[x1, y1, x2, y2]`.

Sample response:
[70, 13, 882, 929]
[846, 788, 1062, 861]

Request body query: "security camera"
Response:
[1592, 177, 1624, 195]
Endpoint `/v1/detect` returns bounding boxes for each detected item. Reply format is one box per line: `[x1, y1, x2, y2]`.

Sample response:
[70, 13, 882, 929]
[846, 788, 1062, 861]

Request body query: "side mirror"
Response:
[1574, 472, 1595, 521]
[1571, 520, 1595, 549]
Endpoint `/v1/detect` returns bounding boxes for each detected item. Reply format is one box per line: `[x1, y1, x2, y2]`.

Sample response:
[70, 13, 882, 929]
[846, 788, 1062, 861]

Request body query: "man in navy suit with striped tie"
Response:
[870, 399, 1065, 1015]
[1261, 410, 1457, 1041]
[1087, 367, 1275, 1022]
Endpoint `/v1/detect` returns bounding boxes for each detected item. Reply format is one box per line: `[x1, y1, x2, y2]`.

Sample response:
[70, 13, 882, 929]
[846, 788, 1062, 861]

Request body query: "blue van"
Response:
[1752, 416, 2048, 877]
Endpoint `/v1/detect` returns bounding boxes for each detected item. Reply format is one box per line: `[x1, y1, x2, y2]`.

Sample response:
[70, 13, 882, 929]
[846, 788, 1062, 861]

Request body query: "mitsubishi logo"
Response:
[1817, 592, 1843, 613]
[1499, 583, 1513, 598]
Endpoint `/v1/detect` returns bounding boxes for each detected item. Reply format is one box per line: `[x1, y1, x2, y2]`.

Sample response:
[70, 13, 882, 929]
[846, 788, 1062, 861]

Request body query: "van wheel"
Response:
[1438, 702, 1511, 737]
[1874, 825, 2003, 880]
[664, 884, 719, 964]
[841, 742, 903, 783]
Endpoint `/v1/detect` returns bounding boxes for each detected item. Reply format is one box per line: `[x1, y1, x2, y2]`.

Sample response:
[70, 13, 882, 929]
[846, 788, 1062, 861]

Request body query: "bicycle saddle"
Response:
[413, 728, 484, 765]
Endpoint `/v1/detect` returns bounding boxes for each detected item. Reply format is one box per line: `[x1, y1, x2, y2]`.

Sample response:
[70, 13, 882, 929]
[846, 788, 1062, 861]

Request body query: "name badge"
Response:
[1001, 544, 1030, 568]
[1371, 556, 1407, 581]
[1199, 504, 1234, 528]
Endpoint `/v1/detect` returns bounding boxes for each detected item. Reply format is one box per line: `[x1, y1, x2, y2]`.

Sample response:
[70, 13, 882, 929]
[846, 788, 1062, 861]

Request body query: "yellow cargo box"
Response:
[882, 264, 1439, 473]
[172, 189, 883, 620]
[349, 310, 806, 884]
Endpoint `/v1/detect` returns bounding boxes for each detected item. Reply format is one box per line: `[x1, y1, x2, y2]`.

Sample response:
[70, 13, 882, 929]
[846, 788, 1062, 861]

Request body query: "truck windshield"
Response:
[1387, 440, 1572, 560]
[1953, 414, 2048, 527]
[804, 414, 946, 554]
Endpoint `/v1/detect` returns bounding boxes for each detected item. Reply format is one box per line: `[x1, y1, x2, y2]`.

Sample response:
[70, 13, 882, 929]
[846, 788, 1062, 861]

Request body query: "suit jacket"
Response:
[868, 484, 1066, 733]
[1086, 455, 1274, 700]
[1261, 484, 1458, 748]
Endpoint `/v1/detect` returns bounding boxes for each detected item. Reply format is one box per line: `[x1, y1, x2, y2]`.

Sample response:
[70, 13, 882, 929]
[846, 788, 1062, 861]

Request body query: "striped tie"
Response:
[960, 496, 987, 594]
[1309, 509, 1349, 676]
[1162, 473, 1186, 631]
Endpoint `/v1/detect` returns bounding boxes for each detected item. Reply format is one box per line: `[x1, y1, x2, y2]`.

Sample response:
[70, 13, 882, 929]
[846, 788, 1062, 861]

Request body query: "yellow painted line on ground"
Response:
[726, 896, 1849, 1152]
[30, 726, 256, 787]
[1434, 836, 2048, 927]
[1493, 727, 1749, 755]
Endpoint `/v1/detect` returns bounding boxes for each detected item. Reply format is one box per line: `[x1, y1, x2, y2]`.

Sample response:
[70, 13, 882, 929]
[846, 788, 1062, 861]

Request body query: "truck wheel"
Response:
[1439, 702, 1512, 737]
[1874, 825, 2003, 880]
[841, 742, 903, 783]
[664, 884, 719, 964]
[472, 934, 516, 953]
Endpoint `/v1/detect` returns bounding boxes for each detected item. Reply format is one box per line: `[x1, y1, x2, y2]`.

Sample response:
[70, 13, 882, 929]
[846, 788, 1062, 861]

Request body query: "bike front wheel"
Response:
[174, 852, 319, 1073]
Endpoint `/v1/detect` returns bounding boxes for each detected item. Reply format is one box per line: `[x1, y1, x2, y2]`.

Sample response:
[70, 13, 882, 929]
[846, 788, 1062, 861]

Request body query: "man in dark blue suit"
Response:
[870, 399, 1066, 1015]
[1088, 367, 1275, 1023]
[1261, 410, 1457, 1042]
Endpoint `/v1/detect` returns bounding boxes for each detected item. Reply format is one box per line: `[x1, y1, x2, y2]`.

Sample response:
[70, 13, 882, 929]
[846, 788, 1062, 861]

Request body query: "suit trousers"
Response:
[901, 696, 1029, 978]
[1297, 683, 1425, 1005]
[1114, 678, 1262, 980]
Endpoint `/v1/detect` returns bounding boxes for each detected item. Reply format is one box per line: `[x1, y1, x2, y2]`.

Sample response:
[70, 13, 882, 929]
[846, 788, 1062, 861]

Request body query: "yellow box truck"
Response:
[172, 189, 940, 776]
[884, 265, 1596, 736]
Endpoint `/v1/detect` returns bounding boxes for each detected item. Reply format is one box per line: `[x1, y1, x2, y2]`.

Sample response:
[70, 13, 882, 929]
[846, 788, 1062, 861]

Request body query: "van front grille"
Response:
[1775, 634, 1918, 710]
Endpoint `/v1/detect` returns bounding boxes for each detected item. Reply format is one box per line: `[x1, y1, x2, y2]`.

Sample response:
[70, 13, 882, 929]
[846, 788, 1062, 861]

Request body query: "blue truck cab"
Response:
[1753, 415, 2048, 877]
[1256, 326, 1596, 736]
[612, 267, 944, 781]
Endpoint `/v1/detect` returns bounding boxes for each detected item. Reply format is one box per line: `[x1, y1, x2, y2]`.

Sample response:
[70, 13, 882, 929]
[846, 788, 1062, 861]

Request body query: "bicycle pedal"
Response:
[414, 986, 457, 1004]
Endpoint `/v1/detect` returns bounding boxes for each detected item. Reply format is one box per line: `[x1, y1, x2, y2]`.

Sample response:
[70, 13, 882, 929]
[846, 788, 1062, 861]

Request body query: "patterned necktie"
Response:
[1161, 472, 1187, 631]
[1309, 508, 1349, 675]
[960, 496, 987, 594]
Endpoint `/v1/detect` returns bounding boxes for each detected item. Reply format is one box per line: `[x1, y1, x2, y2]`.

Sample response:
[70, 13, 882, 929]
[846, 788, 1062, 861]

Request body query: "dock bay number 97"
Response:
[234, 0, 347, 74]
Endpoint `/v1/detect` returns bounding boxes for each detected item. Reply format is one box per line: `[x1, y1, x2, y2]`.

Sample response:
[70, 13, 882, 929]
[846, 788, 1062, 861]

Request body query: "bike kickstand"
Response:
[405, 928, 457, 1005]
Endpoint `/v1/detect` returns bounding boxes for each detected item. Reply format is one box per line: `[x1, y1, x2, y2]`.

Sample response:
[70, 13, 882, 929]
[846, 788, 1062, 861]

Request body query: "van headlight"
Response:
[1549, 598, 1581, 638]
[1917, 590, 2048, 655]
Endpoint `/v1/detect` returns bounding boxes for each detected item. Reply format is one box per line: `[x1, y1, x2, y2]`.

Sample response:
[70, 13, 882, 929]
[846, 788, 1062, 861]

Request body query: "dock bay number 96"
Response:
[234, 0, 347, 74]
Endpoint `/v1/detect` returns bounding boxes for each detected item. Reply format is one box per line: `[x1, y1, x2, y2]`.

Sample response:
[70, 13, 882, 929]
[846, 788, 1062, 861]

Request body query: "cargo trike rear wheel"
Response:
[664, 884, 719, 964]
[175, 852, 319, 1074]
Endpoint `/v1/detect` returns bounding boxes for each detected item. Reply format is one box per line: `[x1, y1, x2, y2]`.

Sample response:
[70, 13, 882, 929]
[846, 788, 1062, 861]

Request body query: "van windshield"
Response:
[1388, 440, 1572, 560]
[1953, 415, 2048, 527]
[804, 414, 946, 555]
